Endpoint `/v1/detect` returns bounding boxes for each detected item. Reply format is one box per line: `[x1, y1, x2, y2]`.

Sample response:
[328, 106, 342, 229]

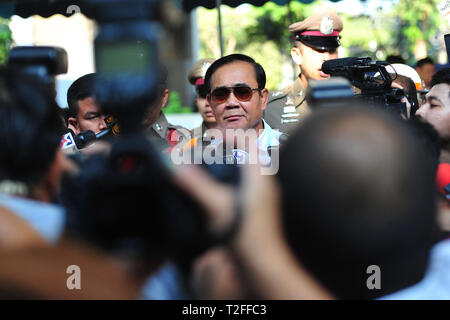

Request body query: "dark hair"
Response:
[58, 107, 71, 127]
[196, 84, 208, 99]
[406, 118, 441, 173]
[278, 106, 436, 299]
[386, 55, 406, 64]
[157, 64, 168, 94]
[416, 57, 435, 68]
[0, 67, 66, 188]
[204, 54, 266, 94]
[430, 67, 450, 88]
[67, 73, 96, 118]
[390, 74, 419, 117]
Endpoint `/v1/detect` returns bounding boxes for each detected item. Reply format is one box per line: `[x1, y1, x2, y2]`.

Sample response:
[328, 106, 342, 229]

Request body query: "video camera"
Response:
[310, 57, 407, 116]
[7, 46, 68, 98]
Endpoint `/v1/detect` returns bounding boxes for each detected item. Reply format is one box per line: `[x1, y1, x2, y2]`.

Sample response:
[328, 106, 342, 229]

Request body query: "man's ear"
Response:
[260, 88, 269, 112]
[291, 47, 302, 66]
[67, 117, 80, 134]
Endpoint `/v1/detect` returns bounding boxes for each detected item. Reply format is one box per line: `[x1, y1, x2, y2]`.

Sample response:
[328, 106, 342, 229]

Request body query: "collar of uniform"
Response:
[192, 121, 209, 138]
[150, 111, 169, 139]
[289, 77, 306, 108]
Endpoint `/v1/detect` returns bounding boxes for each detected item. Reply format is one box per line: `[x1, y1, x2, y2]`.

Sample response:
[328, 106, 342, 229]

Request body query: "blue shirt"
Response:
[0, 193, 66, 244]
[380, 239, 450, 300]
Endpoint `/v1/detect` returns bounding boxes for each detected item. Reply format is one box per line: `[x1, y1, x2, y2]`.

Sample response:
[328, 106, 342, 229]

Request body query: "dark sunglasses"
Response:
[209, 85, 261, 104]
[196, 84, 208, 99]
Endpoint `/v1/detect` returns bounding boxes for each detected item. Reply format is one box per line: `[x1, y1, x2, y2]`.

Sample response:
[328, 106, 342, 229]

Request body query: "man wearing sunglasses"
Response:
[264, 9, 343, 134]
[203, 54, 282, 167]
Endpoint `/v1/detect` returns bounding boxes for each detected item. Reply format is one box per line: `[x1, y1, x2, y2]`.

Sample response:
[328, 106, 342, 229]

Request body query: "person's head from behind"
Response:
[0, 67, 68, 201]
[278, 106, 437, 299]
[415, 67, 450, 142]
[143, 64, 169, 128]
[289, 9, 342, 86]
[205, 53, 269, 131]
[67, 73, 107, 135]
[386, 55, 405, 65]
[415, 57, 435, 89]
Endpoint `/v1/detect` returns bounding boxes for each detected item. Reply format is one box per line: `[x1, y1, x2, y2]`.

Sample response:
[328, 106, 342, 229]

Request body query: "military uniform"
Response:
[187, 58, 217, 138]
[263, 9, 343, 134]
[192, 122, 208, 139]
[264, 77, 310, 134]
[145, 111, 192, 151]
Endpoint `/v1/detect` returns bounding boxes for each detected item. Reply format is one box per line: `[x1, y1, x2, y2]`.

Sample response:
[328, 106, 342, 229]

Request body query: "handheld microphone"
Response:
[60, 128, 79, 153]
[76, 130, 97, 149]
[61, 127, 112, 152]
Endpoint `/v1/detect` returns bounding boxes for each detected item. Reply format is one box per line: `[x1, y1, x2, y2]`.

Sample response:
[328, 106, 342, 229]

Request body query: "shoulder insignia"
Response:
[271, 91, 284, 97]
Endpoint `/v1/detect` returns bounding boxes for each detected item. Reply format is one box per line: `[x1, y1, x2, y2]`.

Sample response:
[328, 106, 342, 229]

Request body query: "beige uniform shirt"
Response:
[144, 112, 191, 150]
[263, 77, 311, 134]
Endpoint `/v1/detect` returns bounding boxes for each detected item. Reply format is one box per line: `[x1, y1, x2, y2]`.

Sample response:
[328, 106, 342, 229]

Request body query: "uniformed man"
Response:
[67, 73, 109, 135]
[187, 58, 218, 139]
[143, 65, 192, 152]
[263, 9, 343, 133]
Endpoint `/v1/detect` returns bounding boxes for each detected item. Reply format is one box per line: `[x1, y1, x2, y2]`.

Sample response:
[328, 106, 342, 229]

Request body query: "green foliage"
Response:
[390, 0, 443, 61]
[164, 91, 192, 114]
[197, 0, 448, 91]
[245, 1, 319, 55]
[0, 18, 11, 65]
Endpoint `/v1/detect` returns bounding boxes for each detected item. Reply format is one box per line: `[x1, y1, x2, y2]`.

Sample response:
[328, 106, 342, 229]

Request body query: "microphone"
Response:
[60, 128, 79, 153]
[60, 127, 112, 152]
[322, 57, 371, 75]
[437, 163, 450, 201]
[76, 130, 96, 149]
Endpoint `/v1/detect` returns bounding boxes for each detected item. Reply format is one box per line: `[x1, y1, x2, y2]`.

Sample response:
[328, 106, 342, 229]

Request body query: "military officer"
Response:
[143, 65, 192, 152]
[187, 58, 218, 139]
[263, 9, 343, 133]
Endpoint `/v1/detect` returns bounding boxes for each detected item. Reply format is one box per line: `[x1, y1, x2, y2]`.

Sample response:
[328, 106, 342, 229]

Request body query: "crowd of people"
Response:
[0, 6, 449, 301]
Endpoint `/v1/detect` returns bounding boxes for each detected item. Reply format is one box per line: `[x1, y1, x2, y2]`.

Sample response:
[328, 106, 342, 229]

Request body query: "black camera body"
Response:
[91, 0, 163, 134]
[61, 134, 214, 261]
[315, 57, 407, 116]
[8, 46, 68, 97]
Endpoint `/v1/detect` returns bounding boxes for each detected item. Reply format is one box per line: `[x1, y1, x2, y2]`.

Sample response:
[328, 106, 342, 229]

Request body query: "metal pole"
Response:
[287, 0, 297, 81]
[287, 0, 294, 25]
[216, 0, 224, 57]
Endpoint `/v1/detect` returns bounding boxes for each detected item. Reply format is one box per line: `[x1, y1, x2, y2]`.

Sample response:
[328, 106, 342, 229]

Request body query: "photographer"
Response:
[174, 105, 439, 299]
[0, 66, 75, 244]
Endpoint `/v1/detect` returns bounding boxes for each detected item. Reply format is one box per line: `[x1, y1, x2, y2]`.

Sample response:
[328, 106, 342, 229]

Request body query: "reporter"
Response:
[173, 105, 439, 300]
[172, 164, 333, 300]
[0, 66, 75, 244]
